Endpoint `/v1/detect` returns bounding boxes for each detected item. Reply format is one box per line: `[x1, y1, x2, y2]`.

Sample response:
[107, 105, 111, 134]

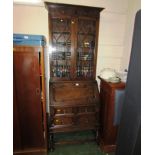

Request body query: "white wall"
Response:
[97, 9, 127, 80]
[120, 0, 141, 71]
[13, 5, 48, 39]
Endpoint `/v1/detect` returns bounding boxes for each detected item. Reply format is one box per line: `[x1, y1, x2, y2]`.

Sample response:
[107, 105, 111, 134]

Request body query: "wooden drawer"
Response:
[78, 106, 97, 113]
[51, 109, 98, 126]
[52, 114, 97, 127]
[51, 107, 74, 115]
[51, 82, 94, 102]
[53, 116, 74, 126]
[78, 114, 97, 126]
[51, 105, 98, 116]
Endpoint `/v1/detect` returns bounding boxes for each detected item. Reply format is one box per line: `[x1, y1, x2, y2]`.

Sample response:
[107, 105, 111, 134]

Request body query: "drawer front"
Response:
[52, 114, 97, 126]
[53, 116, 73, 126]
[51, 107, 74, 115]
[78, 106, 97, 113]
[52, 82, 94, 102]
[78, 114, 97, 126]
[51, 105, 98, 115]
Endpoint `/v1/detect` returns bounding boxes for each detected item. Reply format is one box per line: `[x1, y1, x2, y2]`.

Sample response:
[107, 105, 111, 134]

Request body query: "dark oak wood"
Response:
[40, 47, 48, 150]
[98, 77, 125, 153]
[48, 81, 100, 143]
[45, 2, 103, 151]
[45, 2, 104, 81]
[45, 2, 104, 19]
[13, 148, 47, 155]
[13, 46, 47, 153]
[13, 76, 22, 150]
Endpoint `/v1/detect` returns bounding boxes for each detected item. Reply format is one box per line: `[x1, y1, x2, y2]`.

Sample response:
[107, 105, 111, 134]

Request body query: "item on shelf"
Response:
[84, 41, 90, 47]
[52, 52, 71, 60]
[116, 70, 128, 83]
[65, 52, 71, 60]
[108, 77, 121, 83]
[99, 68, 117, 81]
[52, 65, 70, 77]
[90, 41, 95, 48]
[78, 52, 93, 61]
[77, 63, 93, 78]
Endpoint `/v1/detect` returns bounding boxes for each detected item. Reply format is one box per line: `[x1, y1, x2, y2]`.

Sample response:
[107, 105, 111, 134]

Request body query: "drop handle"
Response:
[75, 83, 79, 86]
[36, 88, 40, 95]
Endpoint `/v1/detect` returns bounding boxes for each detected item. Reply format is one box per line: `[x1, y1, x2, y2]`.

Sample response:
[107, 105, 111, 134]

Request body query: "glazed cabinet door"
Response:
[49, 17, 73, 80]
[76, 18, 97, 80]
[48, 14, 99, 81]
[13, 47, 45, 149]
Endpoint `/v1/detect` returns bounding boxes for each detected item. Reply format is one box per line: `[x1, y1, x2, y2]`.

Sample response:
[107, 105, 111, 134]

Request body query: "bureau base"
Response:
[48, 129, 99, 151]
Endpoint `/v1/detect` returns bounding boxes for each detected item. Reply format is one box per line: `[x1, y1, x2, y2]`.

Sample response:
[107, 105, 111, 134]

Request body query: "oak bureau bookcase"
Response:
[45, 2, 104, 150]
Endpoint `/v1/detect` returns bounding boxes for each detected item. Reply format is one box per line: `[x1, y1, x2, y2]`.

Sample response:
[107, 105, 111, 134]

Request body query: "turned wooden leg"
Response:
[50, 133, 55, 151]
[96, 129, 99, 145]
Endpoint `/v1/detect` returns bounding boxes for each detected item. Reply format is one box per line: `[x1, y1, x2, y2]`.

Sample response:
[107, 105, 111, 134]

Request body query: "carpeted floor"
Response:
[17, 131, 115, 155]
[48, 142, 115, 155]
[47, 131, 115, 155]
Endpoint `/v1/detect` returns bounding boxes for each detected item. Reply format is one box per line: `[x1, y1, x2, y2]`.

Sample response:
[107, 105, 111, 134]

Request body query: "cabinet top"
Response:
[45, 2, 104, 13]
[98, 76, 126, 89]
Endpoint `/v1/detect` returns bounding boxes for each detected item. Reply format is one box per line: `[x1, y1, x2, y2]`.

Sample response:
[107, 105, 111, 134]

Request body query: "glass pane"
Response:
[50, 18, 71, 78]
[76, 19, 96, 79]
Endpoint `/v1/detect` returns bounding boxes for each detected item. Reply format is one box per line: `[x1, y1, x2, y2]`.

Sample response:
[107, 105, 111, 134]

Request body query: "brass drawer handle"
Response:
[57, 109, 61, 112]
[75, 83, 79, 86]
[55, 119, 59, 123]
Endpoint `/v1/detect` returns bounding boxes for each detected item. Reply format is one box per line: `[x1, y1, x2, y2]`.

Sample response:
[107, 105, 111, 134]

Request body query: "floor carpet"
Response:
[47, 131, 115, 155]
[48, 142, 115, 155]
